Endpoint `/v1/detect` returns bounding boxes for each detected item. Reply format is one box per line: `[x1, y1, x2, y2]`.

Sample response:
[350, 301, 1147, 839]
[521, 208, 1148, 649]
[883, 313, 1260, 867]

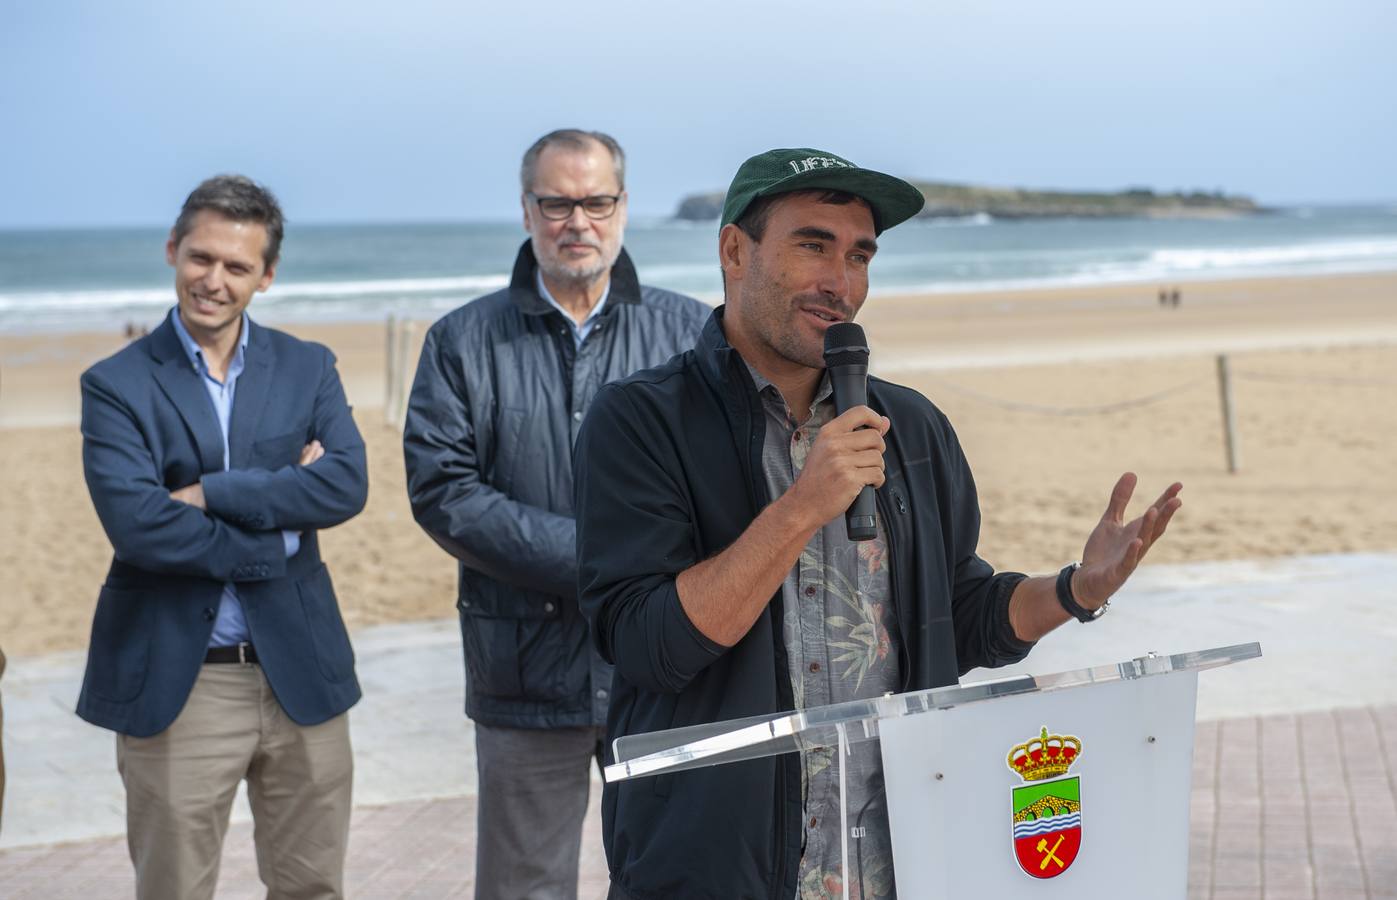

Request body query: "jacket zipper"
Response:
[875, 487, 914, 693]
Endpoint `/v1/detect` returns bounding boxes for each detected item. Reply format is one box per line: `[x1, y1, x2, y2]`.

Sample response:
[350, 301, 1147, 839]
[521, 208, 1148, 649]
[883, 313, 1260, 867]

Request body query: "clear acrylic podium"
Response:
[604, 642, 1260, 899]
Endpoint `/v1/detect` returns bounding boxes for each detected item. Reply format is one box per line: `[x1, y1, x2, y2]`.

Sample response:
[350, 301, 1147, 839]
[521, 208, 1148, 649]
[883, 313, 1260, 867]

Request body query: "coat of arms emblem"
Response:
[1007, 726, 1083, 879]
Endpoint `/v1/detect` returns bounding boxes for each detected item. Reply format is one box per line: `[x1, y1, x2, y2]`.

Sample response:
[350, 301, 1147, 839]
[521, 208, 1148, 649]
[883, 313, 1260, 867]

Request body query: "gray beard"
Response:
[539, 257, 611, 289]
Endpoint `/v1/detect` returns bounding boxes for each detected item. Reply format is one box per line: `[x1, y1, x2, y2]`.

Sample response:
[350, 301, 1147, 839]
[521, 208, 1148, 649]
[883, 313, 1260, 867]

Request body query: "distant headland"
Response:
[674, 181, 1262, 222]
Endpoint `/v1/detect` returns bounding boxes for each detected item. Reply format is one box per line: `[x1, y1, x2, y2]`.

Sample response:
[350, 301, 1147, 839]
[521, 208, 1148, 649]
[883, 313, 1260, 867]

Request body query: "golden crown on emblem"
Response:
[1006, 726, 1083, 781]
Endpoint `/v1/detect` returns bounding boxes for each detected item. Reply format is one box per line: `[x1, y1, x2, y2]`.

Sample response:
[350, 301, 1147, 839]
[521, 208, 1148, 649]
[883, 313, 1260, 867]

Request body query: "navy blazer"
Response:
[77, 311, 369, 737]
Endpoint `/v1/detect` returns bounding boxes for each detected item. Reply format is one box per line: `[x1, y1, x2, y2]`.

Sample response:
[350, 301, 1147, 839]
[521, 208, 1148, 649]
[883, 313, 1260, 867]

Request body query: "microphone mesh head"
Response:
[823, 322, 869, 367]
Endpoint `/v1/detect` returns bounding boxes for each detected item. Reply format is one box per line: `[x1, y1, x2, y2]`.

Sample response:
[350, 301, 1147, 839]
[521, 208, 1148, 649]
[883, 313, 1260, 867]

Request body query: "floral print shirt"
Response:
[747, 364, 902, 900]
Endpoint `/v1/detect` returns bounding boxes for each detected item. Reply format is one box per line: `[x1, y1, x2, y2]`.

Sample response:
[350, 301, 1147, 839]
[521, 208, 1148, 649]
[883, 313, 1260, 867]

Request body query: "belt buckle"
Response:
[237, 641, 250, 666]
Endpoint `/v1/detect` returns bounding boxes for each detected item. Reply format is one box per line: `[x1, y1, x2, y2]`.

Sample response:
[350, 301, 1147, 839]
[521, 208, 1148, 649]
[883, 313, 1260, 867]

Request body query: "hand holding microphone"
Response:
[785, 323, 887, 540]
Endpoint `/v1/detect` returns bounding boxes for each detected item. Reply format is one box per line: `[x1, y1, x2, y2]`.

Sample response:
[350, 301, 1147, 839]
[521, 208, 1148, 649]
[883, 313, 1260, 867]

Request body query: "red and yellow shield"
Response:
[1007, 727, 1083, 879]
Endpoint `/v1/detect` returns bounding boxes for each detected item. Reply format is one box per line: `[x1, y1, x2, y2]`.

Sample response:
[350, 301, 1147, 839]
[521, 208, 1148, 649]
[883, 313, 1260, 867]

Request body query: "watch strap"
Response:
[1056, 562, 1107, 623]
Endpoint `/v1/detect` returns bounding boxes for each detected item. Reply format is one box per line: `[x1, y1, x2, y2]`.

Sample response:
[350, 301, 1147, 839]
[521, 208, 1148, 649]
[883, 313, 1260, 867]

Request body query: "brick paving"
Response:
[1189, 705, 1397, 900]
[0, 790, 610, 900]
[3, 705, 1394, 898]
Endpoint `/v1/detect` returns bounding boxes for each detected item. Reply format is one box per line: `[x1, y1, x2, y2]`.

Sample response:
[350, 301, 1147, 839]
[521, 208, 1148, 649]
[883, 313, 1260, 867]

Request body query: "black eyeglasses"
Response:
[529, 193, 623, 221]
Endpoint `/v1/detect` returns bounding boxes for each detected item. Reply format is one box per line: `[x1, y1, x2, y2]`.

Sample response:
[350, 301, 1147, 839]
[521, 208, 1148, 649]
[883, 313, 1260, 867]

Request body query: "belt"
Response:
[205, 642, 258, 664]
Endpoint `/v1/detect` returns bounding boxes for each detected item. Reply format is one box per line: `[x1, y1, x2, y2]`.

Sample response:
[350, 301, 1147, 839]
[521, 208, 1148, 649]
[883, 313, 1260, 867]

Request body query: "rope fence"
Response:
[380, 311, 1392, 473]
[921, 352, 1394, 474]
[923, 376, 1209, 417]
[1231, 370, 1397, 387]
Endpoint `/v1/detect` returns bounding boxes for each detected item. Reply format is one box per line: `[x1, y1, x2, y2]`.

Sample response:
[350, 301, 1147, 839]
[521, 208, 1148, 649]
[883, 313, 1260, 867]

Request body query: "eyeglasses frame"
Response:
[527, 192, 625, 221]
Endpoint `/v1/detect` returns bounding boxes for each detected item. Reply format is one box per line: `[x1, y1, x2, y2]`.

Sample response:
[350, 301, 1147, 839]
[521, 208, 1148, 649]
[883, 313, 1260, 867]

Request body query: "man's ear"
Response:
[718, 223, 747, 284]
[165, 230, 179, 267]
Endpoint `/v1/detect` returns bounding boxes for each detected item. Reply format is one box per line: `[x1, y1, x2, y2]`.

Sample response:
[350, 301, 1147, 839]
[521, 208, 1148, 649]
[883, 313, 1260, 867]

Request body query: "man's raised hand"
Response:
[1072, 473, 1182, 610]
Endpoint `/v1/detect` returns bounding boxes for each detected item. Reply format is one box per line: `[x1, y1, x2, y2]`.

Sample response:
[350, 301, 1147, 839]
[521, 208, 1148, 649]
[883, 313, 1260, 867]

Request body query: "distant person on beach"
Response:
[402, 129, 708, 899]
[573, 147, 1184, 898]
[76, 175, 368, 900]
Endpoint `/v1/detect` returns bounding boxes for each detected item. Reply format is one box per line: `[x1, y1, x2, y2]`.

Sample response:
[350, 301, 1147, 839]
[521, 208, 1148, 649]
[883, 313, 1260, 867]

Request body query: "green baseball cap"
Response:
[720, 148, 926, 235]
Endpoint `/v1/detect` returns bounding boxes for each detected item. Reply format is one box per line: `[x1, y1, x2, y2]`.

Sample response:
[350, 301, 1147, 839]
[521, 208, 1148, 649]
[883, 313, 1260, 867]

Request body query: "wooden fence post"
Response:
[384, 315, 400, 427]
[1216, 354, 1240, 474]
[394, 320, 416, 432]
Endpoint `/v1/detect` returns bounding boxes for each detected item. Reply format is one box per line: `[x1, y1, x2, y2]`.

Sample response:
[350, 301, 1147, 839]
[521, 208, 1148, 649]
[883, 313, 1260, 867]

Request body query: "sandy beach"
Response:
[1, 270, 1394, 657]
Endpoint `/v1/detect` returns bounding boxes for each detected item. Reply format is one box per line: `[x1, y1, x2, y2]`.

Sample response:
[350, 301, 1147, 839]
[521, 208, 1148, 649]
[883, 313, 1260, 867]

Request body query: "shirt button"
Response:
[573, 411, 583, 422]
[810, 816, 818, 828]
[810, 662, 821, 673]
[543, 601, 556, 613]
[804, 586, 816, 598]
[596, 689, 608, 700]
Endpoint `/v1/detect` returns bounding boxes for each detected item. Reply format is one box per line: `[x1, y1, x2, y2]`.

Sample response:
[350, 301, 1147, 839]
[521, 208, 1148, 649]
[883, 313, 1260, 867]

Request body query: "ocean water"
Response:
[1, 206, 1394, 333]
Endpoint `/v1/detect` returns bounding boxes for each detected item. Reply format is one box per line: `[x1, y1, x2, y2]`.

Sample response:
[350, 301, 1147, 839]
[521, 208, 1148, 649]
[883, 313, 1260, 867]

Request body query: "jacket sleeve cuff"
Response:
[201, 470, 272, 530]
[991, 572, 1036, 662]
[658, 583, 726, 688]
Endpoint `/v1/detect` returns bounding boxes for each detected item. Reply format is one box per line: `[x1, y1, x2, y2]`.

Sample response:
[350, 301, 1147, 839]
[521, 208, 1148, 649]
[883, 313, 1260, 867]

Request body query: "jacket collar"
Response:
[147, 309, 276, 471]
[148, 307, 272, 366]
[695, 306, 759, 399]
[507, 239, 642, 316]
[695, 305, 887, 418]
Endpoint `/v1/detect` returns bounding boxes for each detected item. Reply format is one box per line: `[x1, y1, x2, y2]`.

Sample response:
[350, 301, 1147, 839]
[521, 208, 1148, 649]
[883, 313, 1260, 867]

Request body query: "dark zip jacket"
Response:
[404, 241, 708, 729]
[575, 308, 1035, 899]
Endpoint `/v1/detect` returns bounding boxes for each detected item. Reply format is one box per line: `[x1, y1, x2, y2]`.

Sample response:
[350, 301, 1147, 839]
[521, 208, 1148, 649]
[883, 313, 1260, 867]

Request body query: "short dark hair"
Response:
[172, 175, 285, 268]
[734, 189, 871, 242]
[520, 129, 626, 193]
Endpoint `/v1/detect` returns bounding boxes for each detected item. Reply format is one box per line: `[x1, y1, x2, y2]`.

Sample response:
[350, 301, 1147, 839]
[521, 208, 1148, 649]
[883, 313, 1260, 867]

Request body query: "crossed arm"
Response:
[80, 355, 367, 583]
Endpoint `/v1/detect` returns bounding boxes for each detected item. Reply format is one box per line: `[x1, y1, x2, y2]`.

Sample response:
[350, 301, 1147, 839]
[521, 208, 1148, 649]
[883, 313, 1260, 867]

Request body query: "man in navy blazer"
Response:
[77, 175, 368, 900]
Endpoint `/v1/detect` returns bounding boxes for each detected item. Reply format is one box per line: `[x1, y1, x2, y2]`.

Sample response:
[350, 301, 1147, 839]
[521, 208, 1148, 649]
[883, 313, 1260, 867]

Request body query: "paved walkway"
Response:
[2, 554, 1395, 897]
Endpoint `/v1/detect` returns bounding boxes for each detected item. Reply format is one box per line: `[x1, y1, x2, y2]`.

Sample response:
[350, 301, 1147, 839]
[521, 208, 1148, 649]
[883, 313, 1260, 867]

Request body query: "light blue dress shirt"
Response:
[536, 270, 609, 347]
[170, 309, 299, 648]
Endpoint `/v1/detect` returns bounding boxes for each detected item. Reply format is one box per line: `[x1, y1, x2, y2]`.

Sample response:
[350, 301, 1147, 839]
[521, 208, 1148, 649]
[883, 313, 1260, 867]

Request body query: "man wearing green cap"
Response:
[575, 149, 1181, 898]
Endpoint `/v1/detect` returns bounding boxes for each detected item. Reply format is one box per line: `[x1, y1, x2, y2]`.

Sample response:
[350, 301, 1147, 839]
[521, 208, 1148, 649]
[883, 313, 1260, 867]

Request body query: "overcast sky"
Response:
[3, 0, 1393, 227]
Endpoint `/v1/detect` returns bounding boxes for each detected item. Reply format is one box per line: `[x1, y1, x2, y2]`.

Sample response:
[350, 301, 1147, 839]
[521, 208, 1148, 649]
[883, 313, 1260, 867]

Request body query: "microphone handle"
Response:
[827, 364, 878, 542]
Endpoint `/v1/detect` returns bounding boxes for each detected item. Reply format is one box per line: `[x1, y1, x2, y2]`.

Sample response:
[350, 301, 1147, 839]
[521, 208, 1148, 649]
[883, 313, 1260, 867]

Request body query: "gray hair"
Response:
[520, 129, 626, 193]
[172, 174, 285, 268]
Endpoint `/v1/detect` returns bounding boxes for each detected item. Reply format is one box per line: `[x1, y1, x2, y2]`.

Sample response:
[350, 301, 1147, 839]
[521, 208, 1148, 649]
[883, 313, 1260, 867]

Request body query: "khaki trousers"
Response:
[117, 662, 353, 900]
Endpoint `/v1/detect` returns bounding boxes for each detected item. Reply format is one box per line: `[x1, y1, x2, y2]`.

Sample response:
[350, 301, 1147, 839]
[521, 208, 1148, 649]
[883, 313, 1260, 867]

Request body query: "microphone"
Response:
[823, 322, 877, 542]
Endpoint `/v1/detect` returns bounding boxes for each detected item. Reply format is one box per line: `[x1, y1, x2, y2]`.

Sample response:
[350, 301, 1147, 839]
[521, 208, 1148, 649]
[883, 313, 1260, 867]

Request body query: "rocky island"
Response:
[674, 181, 1261, 222]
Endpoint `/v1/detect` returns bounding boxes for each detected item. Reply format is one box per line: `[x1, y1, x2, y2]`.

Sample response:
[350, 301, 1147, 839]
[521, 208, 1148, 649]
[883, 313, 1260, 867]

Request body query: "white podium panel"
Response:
[605, 644, 1258, 900]
[879, 670, 1198, 899]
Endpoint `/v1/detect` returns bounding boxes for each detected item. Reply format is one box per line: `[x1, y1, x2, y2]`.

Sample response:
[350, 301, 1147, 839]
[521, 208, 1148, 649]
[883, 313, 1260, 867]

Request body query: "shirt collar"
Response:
[535, 270, 610, 328]
[742, 358, 833, 421]
[169, 306, 250, 375]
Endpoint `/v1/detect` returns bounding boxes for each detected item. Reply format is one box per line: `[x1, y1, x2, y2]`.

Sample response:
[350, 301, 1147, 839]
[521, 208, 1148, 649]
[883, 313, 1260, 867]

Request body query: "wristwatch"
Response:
[1056, 562, 1108, 623]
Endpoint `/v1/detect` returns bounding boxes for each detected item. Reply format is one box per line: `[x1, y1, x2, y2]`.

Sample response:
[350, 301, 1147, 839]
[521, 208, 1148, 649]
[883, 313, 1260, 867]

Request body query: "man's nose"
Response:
[201, 263, 226, 292]
[566, 202, 592, 230]
[817, 257, 851, 300]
